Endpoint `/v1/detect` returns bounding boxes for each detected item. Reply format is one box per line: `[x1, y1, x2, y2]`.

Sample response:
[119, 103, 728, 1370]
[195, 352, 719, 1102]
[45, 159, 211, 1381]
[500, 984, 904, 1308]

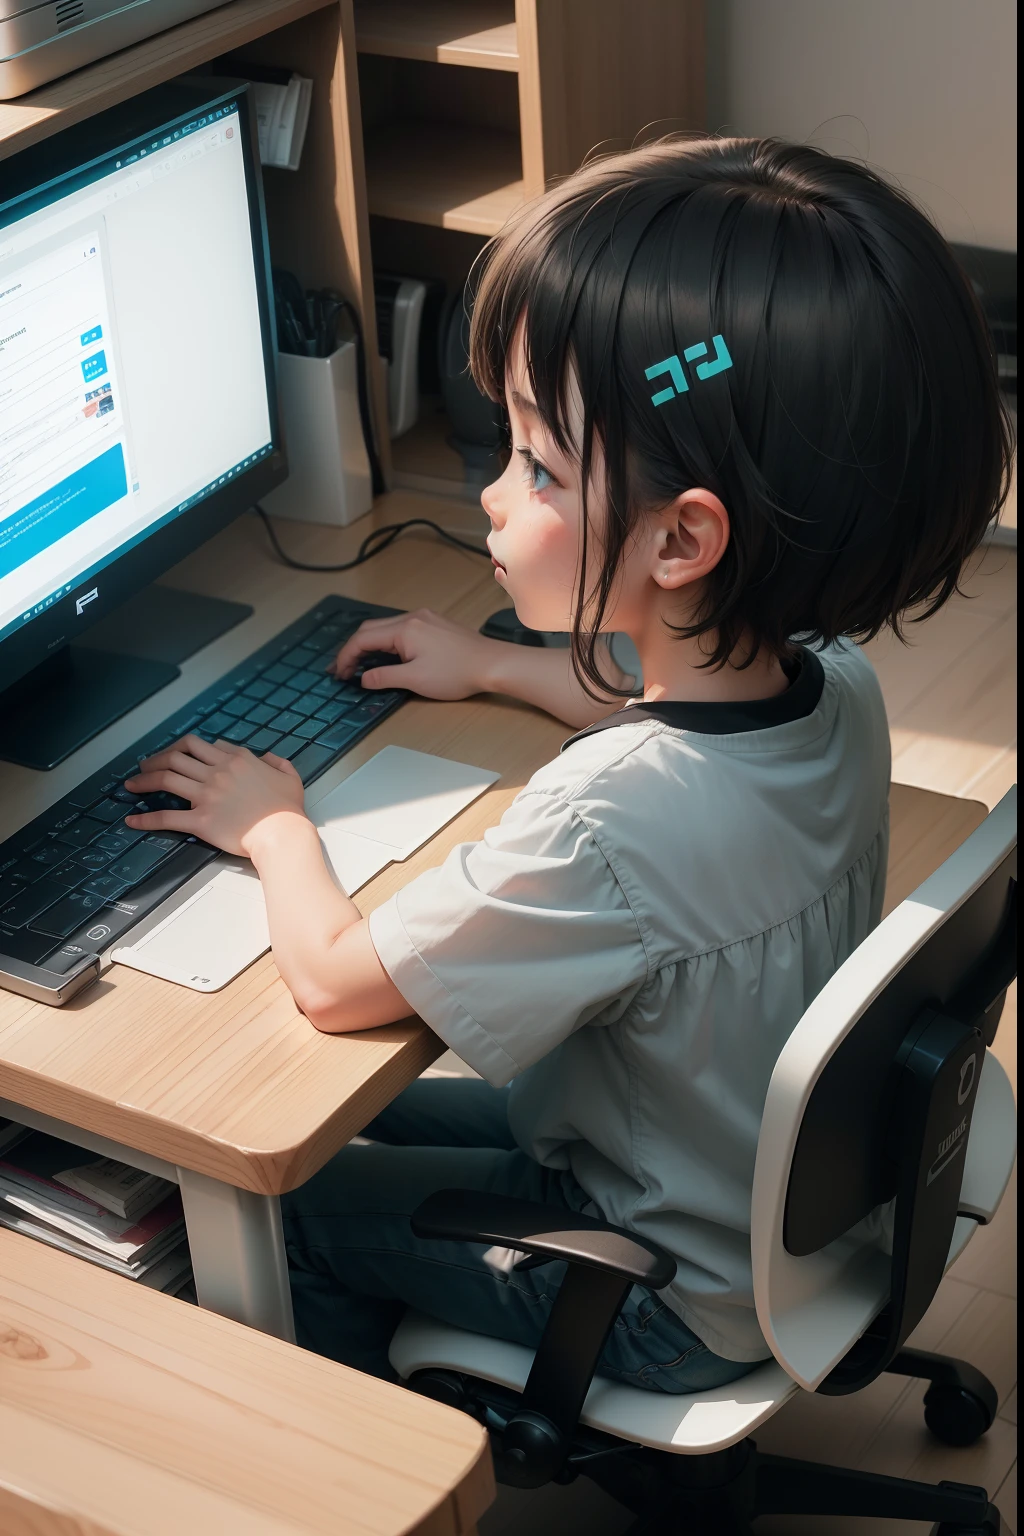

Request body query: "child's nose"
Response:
[480, 475, 504, 526]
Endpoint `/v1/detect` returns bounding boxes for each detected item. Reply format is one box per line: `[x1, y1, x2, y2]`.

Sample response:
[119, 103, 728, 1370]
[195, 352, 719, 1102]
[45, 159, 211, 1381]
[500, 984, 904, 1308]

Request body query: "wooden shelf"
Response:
[364, 118, 522, 234]
[0, 0, 332, 157]
[354, 0, 517, 72]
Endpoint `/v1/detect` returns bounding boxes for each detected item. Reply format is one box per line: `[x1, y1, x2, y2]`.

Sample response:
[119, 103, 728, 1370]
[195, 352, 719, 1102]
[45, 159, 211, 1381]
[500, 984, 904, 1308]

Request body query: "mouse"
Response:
[479, 607, 547, 647]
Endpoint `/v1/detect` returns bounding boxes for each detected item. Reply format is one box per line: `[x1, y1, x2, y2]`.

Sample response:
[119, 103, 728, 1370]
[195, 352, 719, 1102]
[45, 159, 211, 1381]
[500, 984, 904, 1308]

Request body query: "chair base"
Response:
[584, 1442, 1001, 1534]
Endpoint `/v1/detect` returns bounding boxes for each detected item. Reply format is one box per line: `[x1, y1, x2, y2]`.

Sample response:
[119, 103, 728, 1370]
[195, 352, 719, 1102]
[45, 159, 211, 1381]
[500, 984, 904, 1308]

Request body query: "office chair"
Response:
[390, 788, 1017, 1534]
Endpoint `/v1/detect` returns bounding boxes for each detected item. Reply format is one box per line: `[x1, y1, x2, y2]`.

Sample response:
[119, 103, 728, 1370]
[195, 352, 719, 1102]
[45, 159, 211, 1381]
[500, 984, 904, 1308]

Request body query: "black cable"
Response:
[255, 505, 491, 573]
[331, 294, 386, 498]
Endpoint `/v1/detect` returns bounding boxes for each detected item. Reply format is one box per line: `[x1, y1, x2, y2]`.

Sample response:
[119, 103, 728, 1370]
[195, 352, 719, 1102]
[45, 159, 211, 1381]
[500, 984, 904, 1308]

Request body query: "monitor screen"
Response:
[0, 99, 274, 649]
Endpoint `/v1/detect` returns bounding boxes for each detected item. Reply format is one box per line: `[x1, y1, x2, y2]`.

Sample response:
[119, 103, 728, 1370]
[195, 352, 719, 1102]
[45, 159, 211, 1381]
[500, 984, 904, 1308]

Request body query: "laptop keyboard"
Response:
[0, 595, 405, 989]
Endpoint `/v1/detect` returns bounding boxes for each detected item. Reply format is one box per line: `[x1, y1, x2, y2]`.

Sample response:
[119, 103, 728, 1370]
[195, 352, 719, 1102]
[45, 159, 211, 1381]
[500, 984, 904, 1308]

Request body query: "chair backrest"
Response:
[751, 788, 1017, 1393]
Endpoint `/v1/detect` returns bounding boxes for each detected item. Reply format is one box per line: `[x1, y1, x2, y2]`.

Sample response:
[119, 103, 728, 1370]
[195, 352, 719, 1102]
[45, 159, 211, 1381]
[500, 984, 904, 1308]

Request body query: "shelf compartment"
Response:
[0, 0, 333, 158]
[364, 118, 522, 235]
[354, 0, 517, 72]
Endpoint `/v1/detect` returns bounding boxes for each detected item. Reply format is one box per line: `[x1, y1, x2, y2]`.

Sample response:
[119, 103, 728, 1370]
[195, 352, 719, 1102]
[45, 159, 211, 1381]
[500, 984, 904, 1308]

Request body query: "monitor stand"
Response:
[0, 585, 252, 771]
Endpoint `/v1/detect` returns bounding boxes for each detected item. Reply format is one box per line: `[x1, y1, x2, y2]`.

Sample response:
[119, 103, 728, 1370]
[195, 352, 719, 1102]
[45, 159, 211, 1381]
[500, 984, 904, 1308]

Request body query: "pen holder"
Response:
[261, 342, 372, 527]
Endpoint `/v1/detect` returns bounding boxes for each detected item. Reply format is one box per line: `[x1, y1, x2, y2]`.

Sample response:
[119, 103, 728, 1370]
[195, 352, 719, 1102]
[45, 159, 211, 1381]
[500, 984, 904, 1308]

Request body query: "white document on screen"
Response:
[110, 748, 500, 992]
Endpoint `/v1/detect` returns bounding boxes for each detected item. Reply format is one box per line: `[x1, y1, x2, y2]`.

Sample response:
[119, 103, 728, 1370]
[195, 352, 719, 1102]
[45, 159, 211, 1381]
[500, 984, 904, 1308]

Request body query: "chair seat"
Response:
[390, 1311, 798, 1454]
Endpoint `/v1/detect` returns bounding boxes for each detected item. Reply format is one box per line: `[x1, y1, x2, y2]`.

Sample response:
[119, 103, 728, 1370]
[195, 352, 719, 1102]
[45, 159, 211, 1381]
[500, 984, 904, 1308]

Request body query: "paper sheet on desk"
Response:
[112, 749, 499, 991]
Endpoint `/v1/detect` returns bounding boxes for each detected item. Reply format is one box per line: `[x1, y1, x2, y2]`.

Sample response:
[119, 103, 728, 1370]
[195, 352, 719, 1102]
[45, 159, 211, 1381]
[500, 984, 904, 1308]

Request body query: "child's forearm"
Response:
[479, 637, 631, 728]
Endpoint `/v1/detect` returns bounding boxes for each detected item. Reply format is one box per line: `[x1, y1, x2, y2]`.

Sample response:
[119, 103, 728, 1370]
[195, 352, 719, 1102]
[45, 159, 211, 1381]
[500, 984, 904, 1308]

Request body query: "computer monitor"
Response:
[0, 81, 287, 769]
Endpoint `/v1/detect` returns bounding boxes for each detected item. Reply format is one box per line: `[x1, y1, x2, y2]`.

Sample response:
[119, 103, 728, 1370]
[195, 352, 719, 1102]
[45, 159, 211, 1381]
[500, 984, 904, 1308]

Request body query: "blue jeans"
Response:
[282, 1078, 754, 1395]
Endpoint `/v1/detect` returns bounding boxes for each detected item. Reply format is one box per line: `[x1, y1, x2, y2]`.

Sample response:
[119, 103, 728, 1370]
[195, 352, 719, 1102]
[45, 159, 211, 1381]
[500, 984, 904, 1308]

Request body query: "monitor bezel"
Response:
[0, 79, 287, 694]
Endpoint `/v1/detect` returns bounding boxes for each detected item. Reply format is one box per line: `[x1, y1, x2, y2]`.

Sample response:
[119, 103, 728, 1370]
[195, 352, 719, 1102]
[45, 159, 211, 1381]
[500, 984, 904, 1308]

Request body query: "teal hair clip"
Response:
[645, 335, 733, 407]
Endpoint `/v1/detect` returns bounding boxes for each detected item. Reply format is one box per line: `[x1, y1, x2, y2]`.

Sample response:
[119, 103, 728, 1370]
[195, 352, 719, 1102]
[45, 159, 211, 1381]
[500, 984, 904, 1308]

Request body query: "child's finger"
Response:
[123, 808, 198, 834]
[332, 618, 403, 677]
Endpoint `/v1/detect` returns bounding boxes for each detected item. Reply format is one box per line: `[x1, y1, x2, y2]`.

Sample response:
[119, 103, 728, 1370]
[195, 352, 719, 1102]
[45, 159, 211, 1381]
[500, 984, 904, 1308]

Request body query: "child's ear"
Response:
[651, 489, 730, 591]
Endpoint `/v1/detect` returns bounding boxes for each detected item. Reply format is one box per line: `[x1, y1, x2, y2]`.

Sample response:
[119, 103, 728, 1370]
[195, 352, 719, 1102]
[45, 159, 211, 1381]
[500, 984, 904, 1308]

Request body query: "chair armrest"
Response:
[412, 1188, 676, 1289]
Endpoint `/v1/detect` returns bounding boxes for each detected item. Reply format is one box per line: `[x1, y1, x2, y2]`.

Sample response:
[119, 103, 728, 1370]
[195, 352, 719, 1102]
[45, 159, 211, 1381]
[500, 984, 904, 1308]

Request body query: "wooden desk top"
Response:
[0, 494, 989, 1194]
[0, 1228, 494, 1536]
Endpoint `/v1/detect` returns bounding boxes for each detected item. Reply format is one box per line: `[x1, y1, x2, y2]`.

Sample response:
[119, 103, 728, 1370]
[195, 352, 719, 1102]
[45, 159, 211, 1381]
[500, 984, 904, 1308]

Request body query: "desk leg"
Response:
[178, 1168, 296, 1344]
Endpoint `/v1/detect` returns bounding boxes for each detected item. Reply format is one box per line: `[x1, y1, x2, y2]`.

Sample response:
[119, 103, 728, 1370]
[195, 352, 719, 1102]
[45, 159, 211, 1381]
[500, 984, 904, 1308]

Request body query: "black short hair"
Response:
[470, 137, 1014, 692]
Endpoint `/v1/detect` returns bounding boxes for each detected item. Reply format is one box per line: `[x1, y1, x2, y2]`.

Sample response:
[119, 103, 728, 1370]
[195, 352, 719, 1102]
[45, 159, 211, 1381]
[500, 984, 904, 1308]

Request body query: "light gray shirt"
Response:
[369, 642, 891, 1360]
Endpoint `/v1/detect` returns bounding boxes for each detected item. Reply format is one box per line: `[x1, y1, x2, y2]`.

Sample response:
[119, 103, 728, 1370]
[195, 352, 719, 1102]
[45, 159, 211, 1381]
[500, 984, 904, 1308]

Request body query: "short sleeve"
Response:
[368, 789, 650, 1087]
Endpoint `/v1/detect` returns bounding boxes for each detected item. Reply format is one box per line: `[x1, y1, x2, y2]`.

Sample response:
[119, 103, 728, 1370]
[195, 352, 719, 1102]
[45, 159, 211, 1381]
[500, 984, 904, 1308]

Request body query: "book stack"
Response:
[0, 1129, 192, 1295]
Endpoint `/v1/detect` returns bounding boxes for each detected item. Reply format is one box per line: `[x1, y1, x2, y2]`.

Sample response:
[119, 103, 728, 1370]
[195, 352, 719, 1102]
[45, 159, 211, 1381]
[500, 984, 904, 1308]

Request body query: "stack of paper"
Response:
[252, 73, 313, 171]
[0, 1133, 191, 1294]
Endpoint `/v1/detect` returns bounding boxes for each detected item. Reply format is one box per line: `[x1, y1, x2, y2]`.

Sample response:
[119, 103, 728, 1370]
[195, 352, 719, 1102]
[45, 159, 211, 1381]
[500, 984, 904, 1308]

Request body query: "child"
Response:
[124, 137, 1011, 1389]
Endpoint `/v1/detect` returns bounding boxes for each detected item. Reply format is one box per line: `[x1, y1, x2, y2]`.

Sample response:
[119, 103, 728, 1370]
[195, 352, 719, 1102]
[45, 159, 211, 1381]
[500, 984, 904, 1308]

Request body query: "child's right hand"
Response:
[331, 609, 498, 701]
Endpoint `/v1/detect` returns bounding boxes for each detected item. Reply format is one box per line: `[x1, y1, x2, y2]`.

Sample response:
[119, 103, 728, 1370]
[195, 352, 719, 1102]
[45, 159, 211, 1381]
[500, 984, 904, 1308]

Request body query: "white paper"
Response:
[111, 869, 269, 992]
[310, 746, 499, 859]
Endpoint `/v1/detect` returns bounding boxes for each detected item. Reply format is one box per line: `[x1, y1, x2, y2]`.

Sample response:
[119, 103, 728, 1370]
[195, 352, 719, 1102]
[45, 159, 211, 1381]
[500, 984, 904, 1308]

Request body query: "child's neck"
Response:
[631, 625, 791, 707]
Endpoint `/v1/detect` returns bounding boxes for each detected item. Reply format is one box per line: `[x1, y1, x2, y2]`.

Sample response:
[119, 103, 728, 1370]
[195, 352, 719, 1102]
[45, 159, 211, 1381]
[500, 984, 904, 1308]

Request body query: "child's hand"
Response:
[331, 609, 498, 701]
[123, 737, 307, 857]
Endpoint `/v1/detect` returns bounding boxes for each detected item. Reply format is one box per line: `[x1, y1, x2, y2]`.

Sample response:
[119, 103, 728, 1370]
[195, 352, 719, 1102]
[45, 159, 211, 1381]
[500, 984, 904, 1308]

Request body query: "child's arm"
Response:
[332, 610, 631, 730]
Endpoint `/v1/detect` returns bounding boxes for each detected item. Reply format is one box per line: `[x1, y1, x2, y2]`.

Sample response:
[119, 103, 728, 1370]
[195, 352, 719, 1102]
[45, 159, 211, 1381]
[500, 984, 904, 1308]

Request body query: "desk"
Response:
[0, 493, 990, 1341]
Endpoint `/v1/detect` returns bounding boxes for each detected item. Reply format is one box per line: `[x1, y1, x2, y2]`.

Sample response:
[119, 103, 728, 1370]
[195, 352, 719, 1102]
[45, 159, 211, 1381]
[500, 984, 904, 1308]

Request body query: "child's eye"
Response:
[516, 445, 557, 492]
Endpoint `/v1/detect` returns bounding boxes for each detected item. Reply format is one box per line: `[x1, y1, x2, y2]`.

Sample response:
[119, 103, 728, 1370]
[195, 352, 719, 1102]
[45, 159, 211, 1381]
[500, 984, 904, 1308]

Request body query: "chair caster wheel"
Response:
[924, 1383, 996, 1447]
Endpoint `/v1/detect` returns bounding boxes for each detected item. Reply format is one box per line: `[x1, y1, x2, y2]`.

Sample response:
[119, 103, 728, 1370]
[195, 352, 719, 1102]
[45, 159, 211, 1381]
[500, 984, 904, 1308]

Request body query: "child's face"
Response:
[481, 327, 731, 644]
[481, 335, 599, 634]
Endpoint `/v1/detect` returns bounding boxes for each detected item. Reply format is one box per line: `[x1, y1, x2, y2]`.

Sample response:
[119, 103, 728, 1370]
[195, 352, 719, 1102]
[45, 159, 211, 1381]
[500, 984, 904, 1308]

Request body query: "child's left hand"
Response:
[123, 736, 307, 857]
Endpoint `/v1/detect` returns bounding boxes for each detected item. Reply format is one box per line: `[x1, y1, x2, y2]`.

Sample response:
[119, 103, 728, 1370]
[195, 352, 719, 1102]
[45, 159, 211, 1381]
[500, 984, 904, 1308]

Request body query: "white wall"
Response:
[706, 0, 1016, 251]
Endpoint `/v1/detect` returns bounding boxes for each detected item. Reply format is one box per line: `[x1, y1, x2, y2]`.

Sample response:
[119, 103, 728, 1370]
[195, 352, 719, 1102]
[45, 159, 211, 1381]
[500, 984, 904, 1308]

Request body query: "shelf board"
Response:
[365, 119, 522, 235]
[0, 0, 332, 158]
[354, 1, 517, 72]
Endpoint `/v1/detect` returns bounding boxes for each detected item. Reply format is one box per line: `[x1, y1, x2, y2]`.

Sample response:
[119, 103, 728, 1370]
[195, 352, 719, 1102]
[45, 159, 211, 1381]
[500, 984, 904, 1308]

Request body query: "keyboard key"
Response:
[0, 877, 24, 906]
[266, 686, 300, 710]
[201, 711, 234, 737]
[80, 874, 130, 901]
[49, 861, 89, 889]
[262, 663, 296, 686]
[144, 793, 191, 813]
[24, 841, 77, 873]
[273, 735, 307, 760]
[39, 807, 84, 838]
[242, 679, 274, 701]
[306, 621, 353, 651]
[308, 676, 338, 699]
[314, 721, 361, 752]
[0, 880, 67, 929]
[246, 729, 283, 754]
[47, 942, 99, 974]
[292, 717, 324, 740]
[60, 817, 107, 848]
[30, 891, 106, 939]
[313, 698, 355, 726]
[0, 850, 23, 877]
[222, 720, 255, 743]
[290, 669, 323, 693]
[65, 774, 118, 809]
[270, 709, 304, 733]
[343, 699, 392, 726]
[292, 691, 328, 717]
[89, 798, 128, 823]
[221, 696, 252, 719]
[144, 834, 188, 853]
[73, 847, 114, 871]
[105, 840, 174, 885]
[282, 645, 320, 669]
[0, 925, 59, 966]
[244, 703, 277, 727]
[93, 820, 147, 850]
[290, 744, 337, 784]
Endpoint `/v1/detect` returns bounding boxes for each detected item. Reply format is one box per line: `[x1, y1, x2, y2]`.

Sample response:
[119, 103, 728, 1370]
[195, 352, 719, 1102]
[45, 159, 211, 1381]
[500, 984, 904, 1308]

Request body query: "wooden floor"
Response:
[470, 543, 1019, 1536]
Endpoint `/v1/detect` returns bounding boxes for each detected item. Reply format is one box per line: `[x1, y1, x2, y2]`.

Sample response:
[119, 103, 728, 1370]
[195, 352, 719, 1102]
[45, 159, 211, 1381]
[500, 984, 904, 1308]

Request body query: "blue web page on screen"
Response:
[0, 107, 273, 643]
